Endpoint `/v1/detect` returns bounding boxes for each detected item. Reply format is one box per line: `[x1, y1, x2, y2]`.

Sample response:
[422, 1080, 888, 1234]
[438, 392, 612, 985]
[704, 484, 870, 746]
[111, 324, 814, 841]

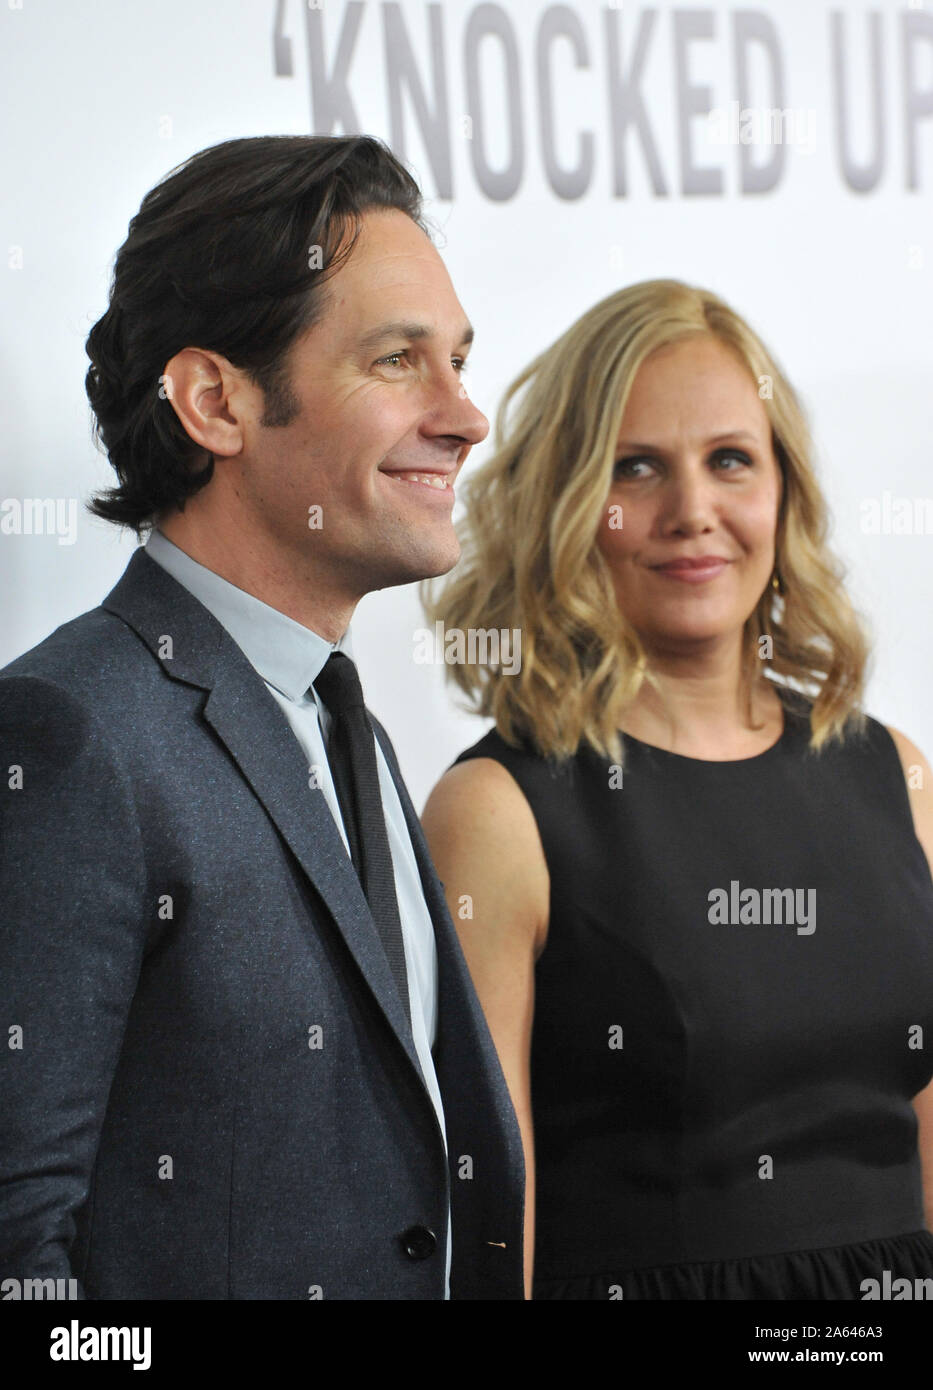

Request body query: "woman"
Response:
[421, 280, 933, 1300]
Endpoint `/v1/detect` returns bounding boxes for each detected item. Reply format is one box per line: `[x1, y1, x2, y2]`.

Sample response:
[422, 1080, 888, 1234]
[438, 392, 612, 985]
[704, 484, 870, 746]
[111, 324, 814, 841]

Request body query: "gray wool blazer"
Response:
[0, 547, 525, 1299]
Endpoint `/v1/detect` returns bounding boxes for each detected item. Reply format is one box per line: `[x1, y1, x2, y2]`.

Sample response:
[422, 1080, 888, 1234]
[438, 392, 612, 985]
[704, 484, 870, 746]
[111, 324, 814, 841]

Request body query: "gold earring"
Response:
[770, 570, 782, 594]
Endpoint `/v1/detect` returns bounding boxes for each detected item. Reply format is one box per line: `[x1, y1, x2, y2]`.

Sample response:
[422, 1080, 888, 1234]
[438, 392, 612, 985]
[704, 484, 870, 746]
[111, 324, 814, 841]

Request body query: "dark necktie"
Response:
[313, 652, 411, 1023]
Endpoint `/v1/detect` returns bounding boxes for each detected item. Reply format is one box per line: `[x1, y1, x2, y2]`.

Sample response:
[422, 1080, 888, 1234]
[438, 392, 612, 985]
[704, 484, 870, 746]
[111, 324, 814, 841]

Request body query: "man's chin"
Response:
[419, 543, 461, 582]
[369, 540, 461, 593]
[405, 535, 462, 583]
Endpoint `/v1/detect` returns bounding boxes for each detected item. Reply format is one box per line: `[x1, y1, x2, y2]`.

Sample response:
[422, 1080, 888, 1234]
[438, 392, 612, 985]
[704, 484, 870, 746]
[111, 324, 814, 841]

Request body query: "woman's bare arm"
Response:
[887, 725, 933, 1232]
[422, 756, 550, 1298]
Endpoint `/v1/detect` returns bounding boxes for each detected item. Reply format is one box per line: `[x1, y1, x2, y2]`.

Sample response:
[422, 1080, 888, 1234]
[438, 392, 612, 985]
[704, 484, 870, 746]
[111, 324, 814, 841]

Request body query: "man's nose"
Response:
[426, 372, 489, 446]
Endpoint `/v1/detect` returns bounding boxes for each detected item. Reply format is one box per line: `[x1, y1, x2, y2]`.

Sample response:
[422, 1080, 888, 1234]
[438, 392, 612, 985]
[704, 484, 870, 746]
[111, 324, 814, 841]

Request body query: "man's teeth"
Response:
[388, 472, 450, 489]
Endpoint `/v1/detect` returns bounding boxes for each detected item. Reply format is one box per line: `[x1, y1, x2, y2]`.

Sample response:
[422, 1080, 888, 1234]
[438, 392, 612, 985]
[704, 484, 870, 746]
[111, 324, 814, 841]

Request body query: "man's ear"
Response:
[161, 347, 254, 458]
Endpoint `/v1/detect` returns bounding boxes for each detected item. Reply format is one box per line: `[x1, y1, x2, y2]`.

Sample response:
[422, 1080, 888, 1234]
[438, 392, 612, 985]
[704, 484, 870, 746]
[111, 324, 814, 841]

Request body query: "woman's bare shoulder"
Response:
[422, 755, 550, 951]
[884, 724, 933, 876]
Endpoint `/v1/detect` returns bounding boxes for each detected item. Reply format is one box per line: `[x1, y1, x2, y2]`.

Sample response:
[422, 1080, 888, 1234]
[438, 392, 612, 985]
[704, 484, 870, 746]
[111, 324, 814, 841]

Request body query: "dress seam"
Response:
[533, 1227, 933, 1285]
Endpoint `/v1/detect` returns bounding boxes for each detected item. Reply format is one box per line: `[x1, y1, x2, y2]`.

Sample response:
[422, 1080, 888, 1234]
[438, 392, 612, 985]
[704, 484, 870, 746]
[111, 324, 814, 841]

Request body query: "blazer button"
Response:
[400, 1225, 437, 1260]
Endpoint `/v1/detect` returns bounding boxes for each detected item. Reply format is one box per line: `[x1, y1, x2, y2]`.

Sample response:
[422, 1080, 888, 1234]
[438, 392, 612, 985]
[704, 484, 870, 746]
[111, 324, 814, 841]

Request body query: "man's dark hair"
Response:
[85, 134, 428, 534]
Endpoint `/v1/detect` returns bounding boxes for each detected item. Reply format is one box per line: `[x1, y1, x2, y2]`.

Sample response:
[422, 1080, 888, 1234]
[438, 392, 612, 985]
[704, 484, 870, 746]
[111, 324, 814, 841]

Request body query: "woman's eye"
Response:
[613, 450, 753, 480]
[613, 457, 655, 479]
[713, 450, 752, 470]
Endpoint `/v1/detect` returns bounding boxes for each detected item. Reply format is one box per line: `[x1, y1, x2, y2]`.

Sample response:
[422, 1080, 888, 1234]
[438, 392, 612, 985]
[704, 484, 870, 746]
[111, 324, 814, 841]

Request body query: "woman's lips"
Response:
[651, 559, 730, 582]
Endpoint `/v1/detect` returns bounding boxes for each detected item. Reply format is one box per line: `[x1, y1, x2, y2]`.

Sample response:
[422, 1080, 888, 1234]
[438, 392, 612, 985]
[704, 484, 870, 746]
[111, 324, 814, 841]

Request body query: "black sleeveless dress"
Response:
[454, 698, 933, 1299]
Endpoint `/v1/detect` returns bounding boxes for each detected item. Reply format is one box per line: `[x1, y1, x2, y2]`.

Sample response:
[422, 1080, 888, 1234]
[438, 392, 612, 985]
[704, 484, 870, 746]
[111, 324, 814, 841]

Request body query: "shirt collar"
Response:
[144, 528, 353, 701]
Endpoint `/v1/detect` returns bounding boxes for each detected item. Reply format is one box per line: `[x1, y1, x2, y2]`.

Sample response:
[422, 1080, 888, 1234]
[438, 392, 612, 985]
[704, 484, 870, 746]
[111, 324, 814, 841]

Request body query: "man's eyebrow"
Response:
[356, 320, 475, 353]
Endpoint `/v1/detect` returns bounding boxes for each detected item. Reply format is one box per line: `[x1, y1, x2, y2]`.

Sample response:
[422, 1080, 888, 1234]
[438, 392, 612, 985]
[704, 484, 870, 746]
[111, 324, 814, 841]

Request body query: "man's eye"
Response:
[375, 352, 470, 374]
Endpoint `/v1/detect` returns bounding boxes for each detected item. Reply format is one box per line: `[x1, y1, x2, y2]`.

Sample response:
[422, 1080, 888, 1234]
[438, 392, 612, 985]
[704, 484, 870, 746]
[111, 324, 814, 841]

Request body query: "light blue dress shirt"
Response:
[145, 528, 451, 1294]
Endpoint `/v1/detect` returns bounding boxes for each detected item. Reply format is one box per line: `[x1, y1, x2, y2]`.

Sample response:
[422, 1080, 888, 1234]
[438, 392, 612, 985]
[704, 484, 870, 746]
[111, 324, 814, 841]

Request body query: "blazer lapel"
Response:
[372, 715, 527, 1215]
[102, 548, 423, 1079]
[370, 715, 503, 1063]
[371, 716, 455, 944]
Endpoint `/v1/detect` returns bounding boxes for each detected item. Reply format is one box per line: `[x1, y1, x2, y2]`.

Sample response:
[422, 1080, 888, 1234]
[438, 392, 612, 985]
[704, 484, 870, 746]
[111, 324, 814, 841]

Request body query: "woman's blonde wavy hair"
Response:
[421, 279, 870, 764]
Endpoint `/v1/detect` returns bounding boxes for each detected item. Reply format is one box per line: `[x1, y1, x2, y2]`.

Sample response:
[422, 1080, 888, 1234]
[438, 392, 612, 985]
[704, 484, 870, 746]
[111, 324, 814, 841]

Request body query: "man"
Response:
[0, 135, 524, 1299]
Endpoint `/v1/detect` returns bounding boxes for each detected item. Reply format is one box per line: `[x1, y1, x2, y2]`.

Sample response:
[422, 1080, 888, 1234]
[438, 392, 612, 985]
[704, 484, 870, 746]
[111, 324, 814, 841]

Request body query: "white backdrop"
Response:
[2, 0, 932, 808]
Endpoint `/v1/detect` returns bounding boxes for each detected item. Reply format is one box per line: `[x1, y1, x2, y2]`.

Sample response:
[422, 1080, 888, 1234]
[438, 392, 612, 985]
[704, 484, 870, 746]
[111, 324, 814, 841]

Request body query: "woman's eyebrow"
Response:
[616, 430, 759, 450]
